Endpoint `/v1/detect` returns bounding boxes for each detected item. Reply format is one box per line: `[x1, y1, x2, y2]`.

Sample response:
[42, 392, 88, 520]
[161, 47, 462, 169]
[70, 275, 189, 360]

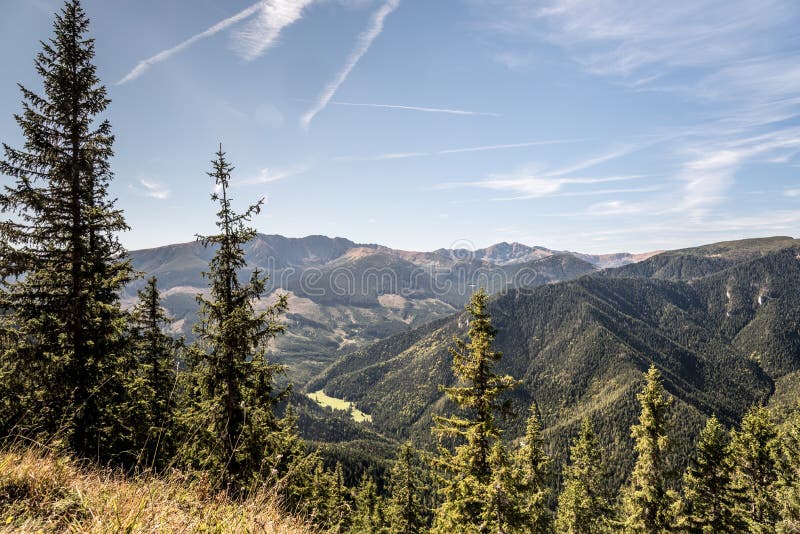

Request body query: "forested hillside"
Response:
[311, 237, 800, 487]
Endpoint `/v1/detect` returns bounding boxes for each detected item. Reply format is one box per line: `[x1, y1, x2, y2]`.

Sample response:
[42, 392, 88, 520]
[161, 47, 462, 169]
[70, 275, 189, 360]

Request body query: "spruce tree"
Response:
[185, 146, 288, 491]
[680, 415, 745, 533]
[484, 440, 525, 533]
[730, 405, 781, 532]
[386, 442, 429, 534]
[516, 406, 553, 533]
[621, 365, 675, 533]
[0, 0, 134, 460]
[778, 406, 800, 532]
[555, 418, 610, 534]
[128, 276, 181, 468]
[310, 461, 351, 533]
[431, 288, 518, 533]
[262, 404, 320, 514]
[350, 473, 385, 534]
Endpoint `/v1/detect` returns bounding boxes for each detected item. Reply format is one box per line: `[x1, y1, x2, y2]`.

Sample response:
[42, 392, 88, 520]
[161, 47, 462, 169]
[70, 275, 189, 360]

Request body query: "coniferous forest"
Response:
[3, 2, 800, 533]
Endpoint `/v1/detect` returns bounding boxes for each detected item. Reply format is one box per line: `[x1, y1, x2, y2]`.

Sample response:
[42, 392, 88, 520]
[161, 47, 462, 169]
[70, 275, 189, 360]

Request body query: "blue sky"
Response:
[2, 0, 800, 254]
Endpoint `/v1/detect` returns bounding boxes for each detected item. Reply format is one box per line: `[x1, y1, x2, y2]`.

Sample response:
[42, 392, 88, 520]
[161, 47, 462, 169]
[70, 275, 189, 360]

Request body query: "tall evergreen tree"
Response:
[350, 473, 385, 534]
[0, 0, 134, 460]
[484, 440, 525, 533]
[310, 461, 351, 533]
[431, 288, 518, 533]
[516, 406, 553, 533]
[185, 146, 288, 491]
[778, 406, 800, 532]
[680, 415, 745, 533]
[128, 276, 181, 468]
[621, 365, 675, 533]
[261, 404, 320, 515]
[730, 405, 781, 532]
[556, 418, 610, 534]
[386, 442, 429, 534]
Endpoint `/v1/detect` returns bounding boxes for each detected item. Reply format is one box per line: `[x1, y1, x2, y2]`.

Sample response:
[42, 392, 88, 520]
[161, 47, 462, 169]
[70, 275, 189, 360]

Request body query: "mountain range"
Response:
[127, 234, 655, 382]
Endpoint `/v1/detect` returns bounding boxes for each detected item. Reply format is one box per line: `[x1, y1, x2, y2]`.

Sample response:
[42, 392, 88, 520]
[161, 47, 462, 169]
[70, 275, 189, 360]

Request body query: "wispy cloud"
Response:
[481, 1, 800, 219]
[131, 178, 171, 200]
[520, 0, 793, 79]
[785, 188, 800, 197]
[118, 0, 314, 85]
[436, 144, 648, 200]
[585, 200, 650, 216]
[231, 0, 316, 61]
[238, 163, 313, 185]
[328, 101, 501, 116]
[675, 128, 800, 215]
[439, 139, 575, 155]
[438, 172, 645, 201]
[337, 152, 429, 162]
[547, 146, 638, 176]
[300, 0, 401, 128]
[335, 138, 577, 161]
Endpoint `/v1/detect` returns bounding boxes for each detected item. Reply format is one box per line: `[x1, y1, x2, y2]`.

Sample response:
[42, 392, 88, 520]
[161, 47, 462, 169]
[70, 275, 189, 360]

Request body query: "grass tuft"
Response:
[0, 447, 311, 533]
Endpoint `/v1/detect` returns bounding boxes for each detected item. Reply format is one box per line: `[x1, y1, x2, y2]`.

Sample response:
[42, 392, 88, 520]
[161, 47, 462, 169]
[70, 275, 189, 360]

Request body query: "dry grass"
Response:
[0, 448, 313, 533]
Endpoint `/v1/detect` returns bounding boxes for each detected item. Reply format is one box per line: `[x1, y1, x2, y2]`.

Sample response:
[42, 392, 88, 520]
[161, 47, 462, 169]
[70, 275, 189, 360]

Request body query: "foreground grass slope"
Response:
[0, 448, 310, 533]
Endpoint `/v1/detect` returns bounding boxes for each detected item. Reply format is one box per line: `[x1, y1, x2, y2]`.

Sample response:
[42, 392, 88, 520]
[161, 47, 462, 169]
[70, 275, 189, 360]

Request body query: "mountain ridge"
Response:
[127, 234, 643, 382]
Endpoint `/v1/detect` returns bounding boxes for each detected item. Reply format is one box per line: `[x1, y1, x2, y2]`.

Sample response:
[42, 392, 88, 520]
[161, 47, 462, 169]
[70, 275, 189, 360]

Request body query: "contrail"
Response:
[329, 101, 500, 117]
[117, 2, 263, 85]
[300, 0, 401, 128]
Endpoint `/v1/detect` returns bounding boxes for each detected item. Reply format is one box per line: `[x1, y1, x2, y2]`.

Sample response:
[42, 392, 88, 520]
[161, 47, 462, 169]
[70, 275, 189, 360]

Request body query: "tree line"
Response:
[2, 2, 800, 533]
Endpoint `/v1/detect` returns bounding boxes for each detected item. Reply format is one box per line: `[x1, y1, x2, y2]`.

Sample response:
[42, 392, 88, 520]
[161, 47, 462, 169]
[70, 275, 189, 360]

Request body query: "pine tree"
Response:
[556, 418, 610, 534]
[680, 415, 746, 533]
[350, 473, 385, 534]
[778, 407, 800, 532]
[431, 288, 518, 533]
[516, 406, 553, 533]
[128, 276, 181, 469]
[0, 0, 135, 460]
[621, 365, 675, 533]
[730, 405, 781, 532]
[386, 442, 429, 534]
[185, 146, 288, 491]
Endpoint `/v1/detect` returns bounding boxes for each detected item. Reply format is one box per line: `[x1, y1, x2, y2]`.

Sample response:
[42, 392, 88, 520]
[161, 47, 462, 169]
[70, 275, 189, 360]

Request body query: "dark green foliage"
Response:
[260, 405, 322, 516]
[310, 461, 351, 533]
[349, 473, 385, 534]
[680, 415, 746, 533]
[778, 407, 800, 532]
[128, 276, 181, 468]
[516, 406, 553, 532]
[0, 0, 135, 461]
[385, 442, 431, 534]
[730, 405, 781, 532]
[621, 366, 676, 533]
[556, 418, 611, 534]
[182, 146, 288, 491]
[431, 289, 518, 532]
